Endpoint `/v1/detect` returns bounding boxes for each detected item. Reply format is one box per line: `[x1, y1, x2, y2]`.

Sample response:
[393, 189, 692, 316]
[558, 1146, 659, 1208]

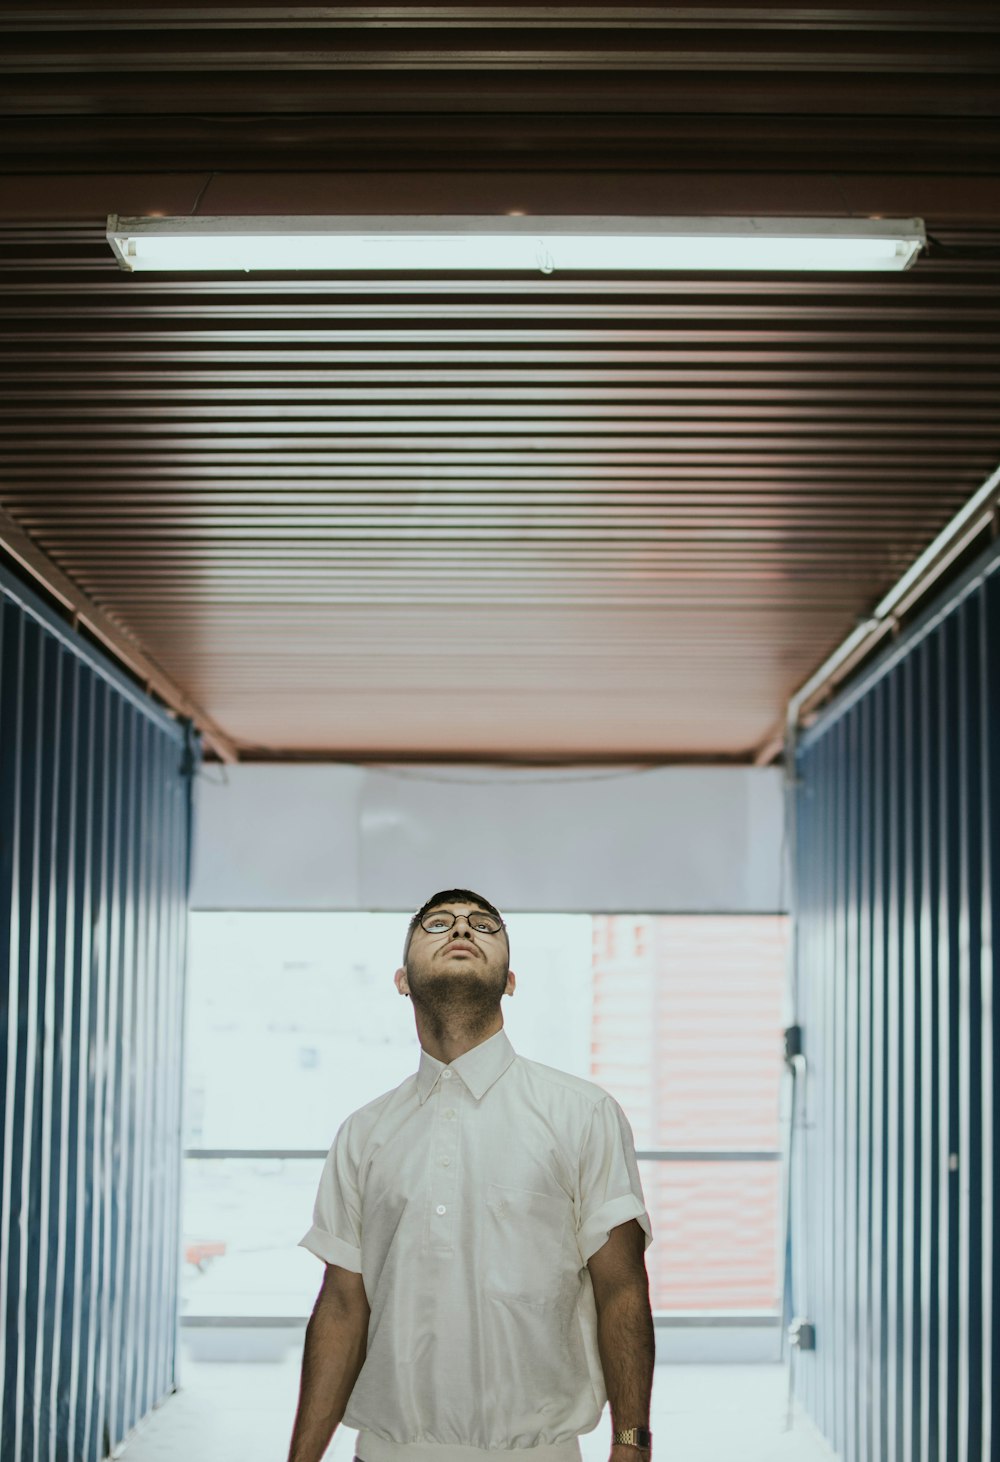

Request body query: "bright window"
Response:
[181, 911, 786, 1322]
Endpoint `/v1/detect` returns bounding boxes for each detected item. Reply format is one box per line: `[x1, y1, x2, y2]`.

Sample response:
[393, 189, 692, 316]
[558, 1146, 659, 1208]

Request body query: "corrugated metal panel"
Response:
[4, 225, 999, 761]
[1, 6, 1000, 759]
[792, 538, 998, 1462]
[0, 564, 195, 1462]
[3, 4, 1000, 178]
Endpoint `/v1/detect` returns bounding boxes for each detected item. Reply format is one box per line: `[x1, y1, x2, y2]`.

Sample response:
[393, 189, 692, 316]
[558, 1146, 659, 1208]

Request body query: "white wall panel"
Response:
[191, 764, 786, 913]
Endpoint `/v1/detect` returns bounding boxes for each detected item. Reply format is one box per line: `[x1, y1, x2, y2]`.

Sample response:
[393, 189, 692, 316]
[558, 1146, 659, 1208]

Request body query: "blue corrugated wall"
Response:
[792, 541, 998, 1462]
[0, 565, 195, 1462]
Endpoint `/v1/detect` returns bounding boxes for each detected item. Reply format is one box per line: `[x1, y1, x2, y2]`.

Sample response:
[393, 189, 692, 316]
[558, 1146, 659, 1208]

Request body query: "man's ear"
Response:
[394, 965, 409, 996]
[505, 967, 517, 996]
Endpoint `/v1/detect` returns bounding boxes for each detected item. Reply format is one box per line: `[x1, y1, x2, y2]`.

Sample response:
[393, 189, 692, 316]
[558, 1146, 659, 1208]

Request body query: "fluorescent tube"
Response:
[107, 215, 926, 274]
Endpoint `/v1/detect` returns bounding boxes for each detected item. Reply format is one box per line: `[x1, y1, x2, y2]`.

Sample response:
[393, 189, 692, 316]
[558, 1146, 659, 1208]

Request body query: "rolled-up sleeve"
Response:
[297, 1116, 363, 1271]
[576, 1095, 653, 1265]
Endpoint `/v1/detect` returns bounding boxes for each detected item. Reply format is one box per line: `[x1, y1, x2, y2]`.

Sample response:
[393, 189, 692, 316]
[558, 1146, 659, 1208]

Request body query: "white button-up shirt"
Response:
[298, 1027, 653, 1462]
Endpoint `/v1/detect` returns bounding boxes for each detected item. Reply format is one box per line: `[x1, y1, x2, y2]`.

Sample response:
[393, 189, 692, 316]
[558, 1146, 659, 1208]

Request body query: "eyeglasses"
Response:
[420, 910, 505, 935]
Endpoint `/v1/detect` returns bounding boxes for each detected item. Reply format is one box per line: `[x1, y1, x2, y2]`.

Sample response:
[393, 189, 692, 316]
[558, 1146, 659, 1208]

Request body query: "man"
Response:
[289, 888, 655, 1462]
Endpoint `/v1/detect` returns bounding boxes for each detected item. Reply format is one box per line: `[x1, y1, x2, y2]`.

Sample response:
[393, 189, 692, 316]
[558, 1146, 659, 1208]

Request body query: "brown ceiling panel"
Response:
[1, 4, 999, 759]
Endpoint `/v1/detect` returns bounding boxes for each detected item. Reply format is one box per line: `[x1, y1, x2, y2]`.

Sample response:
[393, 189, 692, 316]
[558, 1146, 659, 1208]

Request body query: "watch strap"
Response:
[613, 1426, 652, 1448]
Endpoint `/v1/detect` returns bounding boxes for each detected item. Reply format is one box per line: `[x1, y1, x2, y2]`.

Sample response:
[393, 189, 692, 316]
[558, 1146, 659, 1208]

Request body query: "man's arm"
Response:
[287, 1264, 370, 1462]
[587, 1218, 655, 1461]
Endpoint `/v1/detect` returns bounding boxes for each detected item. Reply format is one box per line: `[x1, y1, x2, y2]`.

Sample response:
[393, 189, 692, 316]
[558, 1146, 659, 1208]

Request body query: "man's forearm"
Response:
[595, 1282, 656, 1435]
[287, 1303, 369, 1462]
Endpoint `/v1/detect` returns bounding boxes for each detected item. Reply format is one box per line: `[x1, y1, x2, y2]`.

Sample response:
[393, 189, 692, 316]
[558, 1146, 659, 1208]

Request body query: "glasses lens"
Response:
[469, 913, 501, 933]
[422, 914, 453, 932]
[421, 911, 502, 934]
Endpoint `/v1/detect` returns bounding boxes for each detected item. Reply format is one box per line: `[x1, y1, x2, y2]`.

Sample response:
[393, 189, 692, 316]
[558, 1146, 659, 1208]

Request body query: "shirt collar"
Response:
[416, 1027, 516, 1104]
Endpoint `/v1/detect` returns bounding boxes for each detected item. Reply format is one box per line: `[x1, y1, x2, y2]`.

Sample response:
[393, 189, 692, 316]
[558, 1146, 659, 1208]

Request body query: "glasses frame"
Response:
[418, 910, 506, 936]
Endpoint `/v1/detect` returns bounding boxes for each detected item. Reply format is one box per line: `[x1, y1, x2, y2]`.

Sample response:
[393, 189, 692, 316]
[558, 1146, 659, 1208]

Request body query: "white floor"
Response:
[114, 1343, 837, 1462]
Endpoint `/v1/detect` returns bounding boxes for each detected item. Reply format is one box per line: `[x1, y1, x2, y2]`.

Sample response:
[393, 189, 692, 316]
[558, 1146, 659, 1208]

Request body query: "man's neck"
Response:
[418, 1016, 503, 1065]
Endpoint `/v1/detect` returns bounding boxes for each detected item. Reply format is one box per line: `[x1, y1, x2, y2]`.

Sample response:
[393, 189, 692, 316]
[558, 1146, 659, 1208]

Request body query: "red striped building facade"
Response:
[591, 916, 788, 1314]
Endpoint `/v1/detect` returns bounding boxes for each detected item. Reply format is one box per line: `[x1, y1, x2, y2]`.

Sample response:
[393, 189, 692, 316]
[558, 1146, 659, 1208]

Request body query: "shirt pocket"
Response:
[482, 1182, 574, 1306]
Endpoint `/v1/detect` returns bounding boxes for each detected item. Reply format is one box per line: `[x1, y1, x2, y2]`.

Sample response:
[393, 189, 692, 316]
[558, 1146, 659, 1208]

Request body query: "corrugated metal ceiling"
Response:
[2, 4, 999, 761]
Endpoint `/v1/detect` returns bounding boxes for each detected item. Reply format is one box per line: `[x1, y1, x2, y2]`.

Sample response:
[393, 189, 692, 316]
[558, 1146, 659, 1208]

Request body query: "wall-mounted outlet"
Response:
[788, 1319, 816, 1351]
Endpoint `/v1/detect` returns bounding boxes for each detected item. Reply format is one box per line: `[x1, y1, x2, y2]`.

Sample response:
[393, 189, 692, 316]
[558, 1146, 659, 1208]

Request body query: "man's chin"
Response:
[410, 974, 506, 1005]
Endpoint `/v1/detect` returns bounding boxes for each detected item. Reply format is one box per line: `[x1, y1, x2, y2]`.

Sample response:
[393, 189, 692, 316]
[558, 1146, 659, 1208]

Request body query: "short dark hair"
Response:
[403, 888, 507, 965]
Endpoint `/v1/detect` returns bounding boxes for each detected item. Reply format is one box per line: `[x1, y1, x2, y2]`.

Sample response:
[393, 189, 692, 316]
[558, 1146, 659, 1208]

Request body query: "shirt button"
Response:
[436, 1205, 447, 1215]
[442, 1070, 453, 1080]
[441, 1157, 451, 1166]
[444, 1109, 455, 1119]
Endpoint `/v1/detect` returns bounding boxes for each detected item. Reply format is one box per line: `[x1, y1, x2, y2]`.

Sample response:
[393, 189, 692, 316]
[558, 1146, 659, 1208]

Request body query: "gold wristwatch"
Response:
[613, 1426, 652, 1449]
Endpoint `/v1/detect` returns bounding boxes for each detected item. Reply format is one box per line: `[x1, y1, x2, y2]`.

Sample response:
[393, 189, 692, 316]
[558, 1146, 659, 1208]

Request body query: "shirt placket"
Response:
[430, 1069, 462, 1251]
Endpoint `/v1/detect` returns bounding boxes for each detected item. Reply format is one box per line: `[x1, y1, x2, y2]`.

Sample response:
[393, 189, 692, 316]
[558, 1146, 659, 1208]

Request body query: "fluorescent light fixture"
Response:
[107, 214, 926, 274]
